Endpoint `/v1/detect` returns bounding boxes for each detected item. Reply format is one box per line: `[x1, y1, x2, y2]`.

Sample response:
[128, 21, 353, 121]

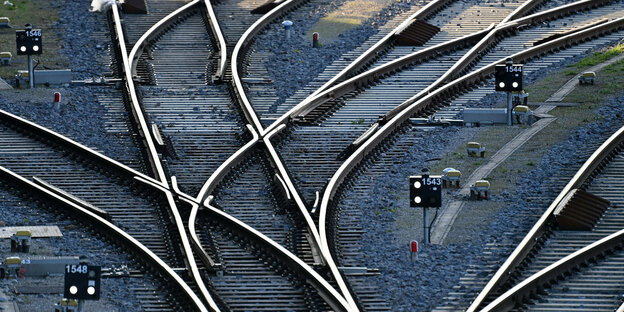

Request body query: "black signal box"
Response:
[495, 64, 523, 92]
[409, 175, 442, 208]
[16, 28, 42, 55]
[64, 264, 101, 300]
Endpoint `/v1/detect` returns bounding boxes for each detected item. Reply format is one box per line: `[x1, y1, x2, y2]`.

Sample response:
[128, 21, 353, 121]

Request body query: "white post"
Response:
[507, 91, 512, 126]
[28, 55, 34, 88]
[423, 207, 430, 244]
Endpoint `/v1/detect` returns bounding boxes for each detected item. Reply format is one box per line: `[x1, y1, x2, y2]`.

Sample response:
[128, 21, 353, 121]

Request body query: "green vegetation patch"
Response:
[525, 43, 624, 102]
[0, 0, 67, 80]
[571, 43, 624, 69]
[433, 43, 624, 244]
[307, 0, 395, 42]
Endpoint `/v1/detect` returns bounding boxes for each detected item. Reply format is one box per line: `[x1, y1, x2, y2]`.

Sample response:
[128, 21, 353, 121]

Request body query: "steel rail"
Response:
[231, 0, 307, 134]
[228, 0, 360, 307]
[112, 4, 223, 310]
[136, 176, 222, 312]
[111, 3, 169, 185]
[195, 124, 259, 203]
[262, 125, 359, 310]
[482, 227, 624, 311]
[500, 0, 547, 24]
[0, 165, 209, 312]
[201, 0, 227, 81]
[302, 0, 455, 103]
[194, 198, 354, 312]
[287, 28, 491, 121]
[188, 195, 222, 272]
[128, 0, 201, 78]
[0, 109, 160, 186]
[317, 15, 624, 310]
[263, 0, 611, 135]
[465, 16, 624, 312]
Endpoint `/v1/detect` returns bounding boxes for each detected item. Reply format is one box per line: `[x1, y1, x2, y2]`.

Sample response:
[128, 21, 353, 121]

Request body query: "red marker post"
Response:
[312, 32, 319, 48]
[53, 92, 61, 110]
[410, 240, 418, 262]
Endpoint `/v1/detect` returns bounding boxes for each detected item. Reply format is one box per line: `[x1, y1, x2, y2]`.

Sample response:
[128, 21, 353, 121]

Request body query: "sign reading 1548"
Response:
[66, 264, 89, 274]
[64, 264, 101, 300]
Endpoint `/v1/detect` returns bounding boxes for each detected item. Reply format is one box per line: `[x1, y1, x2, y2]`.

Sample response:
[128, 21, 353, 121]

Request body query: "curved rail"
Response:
[263, 0, 612, 135]
[227, 0, 360, 307]
[0, 166, 209, 312]
[196, 199, 354, 312]
[0, 109, 159, 185]
[201, 0, 227, 81]
[128, 0, 201, 77]
[111, 3, 169, 185]
[195, 124, 259, 203]
[112, 4, 222, 310]
[231, 0, 308, 133]
[317, 14, 624, 308]
[482, 227, 624, 311]
[302, 0, 454, 103]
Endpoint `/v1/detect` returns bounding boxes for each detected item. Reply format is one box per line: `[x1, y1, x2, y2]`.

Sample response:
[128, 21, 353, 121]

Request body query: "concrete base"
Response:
[16, 69, 72, 87]
[463, 108, 508, 125]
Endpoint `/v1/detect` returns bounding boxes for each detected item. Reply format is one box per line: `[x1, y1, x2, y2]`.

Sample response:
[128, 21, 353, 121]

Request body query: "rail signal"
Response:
[495, 63, 523, 92]
[409, 175, 442, 208]
[16, 27, 42, 56]
[16, 24, 41, 89]
[496, 58, 523, 125]
[64, 264, 101, 300]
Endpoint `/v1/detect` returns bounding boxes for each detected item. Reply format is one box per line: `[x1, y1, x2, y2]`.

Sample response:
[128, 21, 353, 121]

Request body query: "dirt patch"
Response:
[307, 0, 396, 42]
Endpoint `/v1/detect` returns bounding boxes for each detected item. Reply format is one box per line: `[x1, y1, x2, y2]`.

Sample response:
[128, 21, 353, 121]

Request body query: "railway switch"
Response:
[466, 142, 485, 157]
[442, 168, 461, 188]
[0, 17, 10, 28]
[54, 299, 79, 312]
[0, 52, 11, 65]
[579, 71, 596, 85]
[0, 256, 24, 278]
[469, 180, 491, 200]
[10, 230, 31, 253]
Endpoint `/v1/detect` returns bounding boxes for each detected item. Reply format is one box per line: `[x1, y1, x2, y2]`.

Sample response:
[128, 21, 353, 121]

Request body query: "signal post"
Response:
[410, 169, 442, 244]
[495, 58, 523, 125]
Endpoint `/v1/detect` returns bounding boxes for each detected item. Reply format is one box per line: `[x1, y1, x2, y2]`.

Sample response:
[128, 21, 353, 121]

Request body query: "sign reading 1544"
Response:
[504, 65, 523, 73]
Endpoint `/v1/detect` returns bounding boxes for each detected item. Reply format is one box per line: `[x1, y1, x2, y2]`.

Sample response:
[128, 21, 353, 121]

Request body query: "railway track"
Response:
[0, 110, 206, 311]
[3, 0, 624, 311]
[278, 0, 624, 310]
[466, 105, 624, 311]
[117, 0, 358, 310]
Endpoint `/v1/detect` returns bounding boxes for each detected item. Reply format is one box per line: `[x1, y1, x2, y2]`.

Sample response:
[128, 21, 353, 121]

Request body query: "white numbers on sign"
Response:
[423, 177, 442, 186]
[66, 264, 88, 274]
[505, 65, 522, 73]
[25, 30, 41, 37]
